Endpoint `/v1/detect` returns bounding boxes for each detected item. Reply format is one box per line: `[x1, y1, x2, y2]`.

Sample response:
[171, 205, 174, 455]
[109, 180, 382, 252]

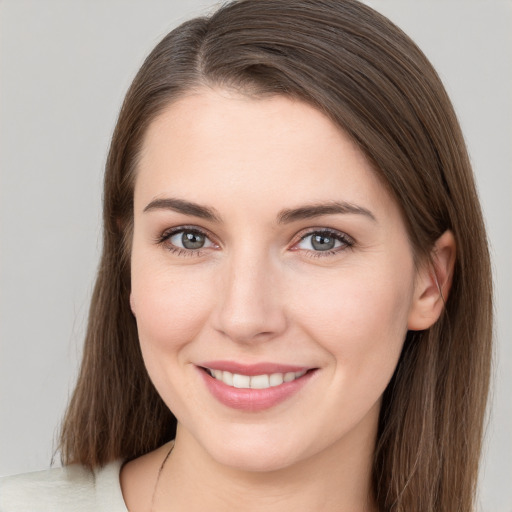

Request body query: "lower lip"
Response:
[198, 367, 315, 412]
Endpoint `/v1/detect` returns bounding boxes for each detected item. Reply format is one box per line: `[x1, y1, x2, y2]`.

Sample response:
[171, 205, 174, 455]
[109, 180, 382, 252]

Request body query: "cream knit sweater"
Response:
[0, 461, 127, 511]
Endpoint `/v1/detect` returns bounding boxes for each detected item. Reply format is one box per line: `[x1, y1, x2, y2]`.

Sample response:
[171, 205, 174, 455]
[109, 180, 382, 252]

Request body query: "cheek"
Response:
[130, 263, 216, 411]
[293, 262, 415, 385]
[290, 265, 415, 440]
[131, 261, 214, 358]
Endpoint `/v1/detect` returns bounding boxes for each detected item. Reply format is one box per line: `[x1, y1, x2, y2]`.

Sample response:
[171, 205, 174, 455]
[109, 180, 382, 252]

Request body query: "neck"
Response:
[154, 421, 378, 512]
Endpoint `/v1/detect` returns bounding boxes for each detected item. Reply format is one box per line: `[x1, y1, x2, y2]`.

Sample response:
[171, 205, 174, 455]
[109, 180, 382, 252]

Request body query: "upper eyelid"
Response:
[295, 227, 354, 242]
[160, 225, 215, 241]
[160, 225, 351, 237]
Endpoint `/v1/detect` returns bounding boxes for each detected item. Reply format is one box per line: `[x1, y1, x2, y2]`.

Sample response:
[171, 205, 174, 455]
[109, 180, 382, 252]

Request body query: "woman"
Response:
[0, 0, 492, 511]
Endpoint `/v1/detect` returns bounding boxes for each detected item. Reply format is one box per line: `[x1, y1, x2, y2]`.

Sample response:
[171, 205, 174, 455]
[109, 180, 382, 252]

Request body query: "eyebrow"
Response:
[143, 197, 376, 224]
[143, 197, 222, 222]
[277, 201, 376, 224]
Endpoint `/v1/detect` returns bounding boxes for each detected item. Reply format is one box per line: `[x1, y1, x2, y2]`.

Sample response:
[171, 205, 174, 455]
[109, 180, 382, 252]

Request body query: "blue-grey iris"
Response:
[182, 231, 205, 249]
[311, 234, 335, 251]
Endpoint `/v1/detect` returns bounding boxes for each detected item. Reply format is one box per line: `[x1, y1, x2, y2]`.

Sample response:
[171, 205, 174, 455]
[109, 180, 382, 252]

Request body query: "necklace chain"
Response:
[150, 442, 175, 512]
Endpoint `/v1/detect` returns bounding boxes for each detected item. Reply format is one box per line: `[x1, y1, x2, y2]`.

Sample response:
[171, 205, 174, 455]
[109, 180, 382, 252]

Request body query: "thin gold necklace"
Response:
[150, 442, 174, 511]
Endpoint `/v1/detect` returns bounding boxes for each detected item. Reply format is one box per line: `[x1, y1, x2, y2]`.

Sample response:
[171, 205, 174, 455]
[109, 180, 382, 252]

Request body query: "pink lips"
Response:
[197, 361, 315, 412]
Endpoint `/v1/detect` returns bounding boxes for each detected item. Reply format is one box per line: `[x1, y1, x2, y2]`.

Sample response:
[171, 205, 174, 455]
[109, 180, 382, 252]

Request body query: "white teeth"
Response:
[222, 370, 233, 386]
[269, 373, 284, 386]
[208, 368, 308, 389]
[232, 373, 251, 388]
[284, 372, 296, 382]
[250, 374, 270, 389]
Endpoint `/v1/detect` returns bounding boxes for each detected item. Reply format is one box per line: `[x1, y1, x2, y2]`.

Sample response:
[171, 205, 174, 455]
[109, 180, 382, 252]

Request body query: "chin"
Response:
[190, 423, 305, 473]
[214, 443, 300, 473]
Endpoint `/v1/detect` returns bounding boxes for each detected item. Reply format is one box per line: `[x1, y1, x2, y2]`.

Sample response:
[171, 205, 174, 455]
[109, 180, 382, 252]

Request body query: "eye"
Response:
[169, 230, 214, 250]
[158, 227, 217, 254]
[294, 229, 354, 254]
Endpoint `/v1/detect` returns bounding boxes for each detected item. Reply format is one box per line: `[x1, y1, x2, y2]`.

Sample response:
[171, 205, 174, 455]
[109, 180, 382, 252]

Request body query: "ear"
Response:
[129, 292, 137, 317]
[407, 230, 456, 331]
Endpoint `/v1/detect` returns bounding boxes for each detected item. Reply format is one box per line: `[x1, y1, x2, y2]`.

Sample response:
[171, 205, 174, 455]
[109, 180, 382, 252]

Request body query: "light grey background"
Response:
[1, 1, 510, 510]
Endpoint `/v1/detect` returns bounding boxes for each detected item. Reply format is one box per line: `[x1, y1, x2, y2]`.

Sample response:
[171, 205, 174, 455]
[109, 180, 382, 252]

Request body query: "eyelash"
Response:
[156, 226, 216, 258]
[155, 226, 355, 258]
[294, 228, 355, 258]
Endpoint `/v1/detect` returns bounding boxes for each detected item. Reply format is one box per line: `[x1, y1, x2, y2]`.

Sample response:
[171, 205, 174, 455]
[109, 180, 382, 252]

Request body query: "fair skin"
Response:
[121, 89, 455, 511]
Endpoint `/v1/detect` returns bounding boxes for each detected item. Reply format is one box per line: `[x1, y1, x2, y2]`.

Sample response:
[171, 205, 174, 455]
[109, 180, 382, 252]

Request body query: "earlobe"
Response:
[407, 230, 456, 331]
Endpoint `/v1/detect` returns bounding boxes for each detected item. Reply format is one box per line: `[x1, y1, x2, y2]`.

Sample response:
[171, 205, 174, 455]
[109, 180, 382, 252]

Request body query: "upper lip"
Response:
[198, 360, 313, 376]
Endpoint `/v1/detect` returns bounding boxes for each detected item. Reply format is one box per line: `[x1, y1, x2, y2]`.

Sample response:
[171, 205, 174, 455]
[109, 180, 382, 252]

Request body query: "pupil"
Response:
[311, 234, 335, 251]
[182, 232, 205, 249]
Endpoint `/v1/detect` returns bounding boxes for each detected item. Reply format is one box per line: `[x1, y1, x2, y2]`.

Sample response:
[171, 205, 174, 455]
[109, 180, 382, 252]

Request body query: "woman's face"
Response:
[130, 89, 423, 472]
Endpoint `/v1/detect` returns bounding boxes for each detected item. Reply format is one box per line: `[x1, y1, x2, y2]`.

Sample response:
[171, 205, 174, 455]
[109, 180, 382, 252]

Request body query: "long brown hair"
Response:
[59, 1, 493, 510]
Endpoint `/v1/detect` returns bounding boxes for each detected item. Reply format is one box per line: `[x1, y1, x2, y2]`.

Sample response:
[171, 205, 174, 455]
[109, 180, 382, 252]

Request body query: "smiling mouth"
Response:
[198, 364, 317, 411]
[202, 367, 311, 389]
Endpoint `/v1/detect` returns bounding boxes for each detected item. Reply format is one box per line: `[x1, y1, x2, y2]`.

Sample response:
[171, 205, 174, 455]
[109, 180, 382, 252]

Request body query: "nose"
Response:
[211, 251, 288, 344]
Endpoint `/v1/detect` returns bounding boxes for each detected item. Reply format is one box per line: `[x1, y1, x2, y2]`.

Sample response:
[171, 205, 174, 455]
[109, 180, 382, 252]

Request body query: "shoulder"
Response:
[0, 461, 127, 512]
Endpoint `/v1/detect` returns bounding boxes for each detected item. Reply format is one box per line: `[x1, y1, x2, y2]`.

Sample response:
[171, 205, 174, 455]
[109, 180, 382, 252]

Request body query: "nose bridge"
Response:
[213, 244, 286, 343]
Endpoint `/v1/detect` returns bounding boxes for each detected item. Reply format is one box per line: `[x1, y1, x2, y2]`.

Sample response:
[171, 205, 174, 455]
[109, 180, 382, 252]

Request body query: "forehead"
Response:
[134, 89, 395, 220]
